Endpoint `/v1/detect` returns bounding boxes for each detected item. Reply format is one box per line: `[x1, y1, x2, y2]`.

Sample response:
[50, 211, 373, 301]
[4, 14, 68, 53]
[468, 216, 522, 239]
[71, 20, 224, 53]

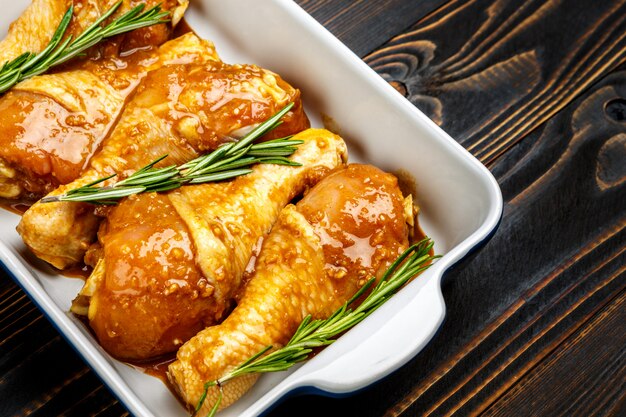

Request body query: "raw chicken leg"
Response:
[0, 1, 195, 199]
[168, 164, 412, 413]
[0, 0, 188, 63]
[18, 61, 308, 269]
[73, 129, 347, 360]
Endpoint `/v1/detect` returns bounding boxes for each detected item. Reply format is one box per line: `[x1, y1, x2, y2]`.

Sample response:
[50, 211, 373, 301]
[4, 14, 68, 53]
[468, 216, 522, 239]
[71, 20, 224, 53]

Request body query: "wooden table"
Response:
[1, 0, 624, 416]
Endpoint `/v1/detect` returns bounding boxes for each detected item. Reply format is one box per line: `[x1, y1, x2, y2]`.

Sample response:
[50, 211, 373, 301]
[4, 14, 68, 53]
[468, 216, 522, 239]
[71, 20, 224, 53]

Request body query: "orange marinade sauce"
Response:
[0, 2, 185, 198]
[297, 164, 410, 300]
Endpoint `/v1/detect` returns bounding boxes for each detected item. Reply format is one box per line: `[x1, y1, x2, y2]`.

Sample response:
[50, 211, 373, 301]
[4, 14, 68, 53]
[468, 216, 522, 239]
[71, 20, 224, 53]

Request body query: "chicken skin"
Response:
[17, 61, 309, 269]
[71, 129, 347, 361]
[0, 0, 188, 64]
[0, 1, 195, 199]
[168, 164, 412, 413]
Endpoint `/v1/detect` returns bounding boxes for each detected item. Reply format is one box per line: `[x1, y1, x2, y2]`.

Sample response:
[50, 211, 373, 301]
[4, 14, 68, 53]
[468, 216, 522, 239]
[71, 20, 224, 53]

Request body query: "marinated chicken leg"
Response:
[72, 129, 347, 360]
[0, 3, 201, 200]
[18, 61, 309, 269]
[0, 0, 188, 63]
[168, 164, 412, 413]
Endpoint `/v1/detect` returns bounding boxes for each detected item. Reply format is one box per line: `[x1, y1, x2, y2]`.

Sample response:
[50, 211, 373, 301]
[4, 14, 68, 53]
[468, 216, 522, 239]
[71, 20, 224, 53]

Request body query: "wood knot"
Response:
[596, 134, 626, 190]
[604, 98, 626, 122]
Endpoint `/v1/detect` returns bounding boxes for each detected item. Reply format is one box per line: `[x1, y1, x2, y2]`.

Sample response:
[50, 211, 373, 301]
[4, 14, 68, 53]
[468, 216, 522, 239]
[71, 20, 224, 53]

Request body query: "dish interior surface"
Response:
[0, 1, 502, 416]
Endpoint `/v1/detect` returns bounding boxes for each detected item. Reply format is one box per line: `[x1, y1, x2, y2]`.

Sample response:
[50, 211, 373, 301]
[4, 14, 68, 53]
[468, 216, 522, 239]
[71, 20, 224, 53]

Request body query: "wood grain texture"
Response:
[1, 0, 625, 416]
[365, 0, 626, 165]
[482, 291, 626, 417]
[294, 0, 447, 56]
[0, 280, 128, 417]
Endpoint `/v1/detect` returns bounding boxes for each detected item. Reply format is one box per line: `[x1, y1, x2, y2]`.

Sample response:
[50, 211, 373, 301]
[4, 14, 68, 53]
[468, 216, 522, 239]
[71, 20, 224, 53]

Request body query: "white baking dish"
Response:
[0, 1, 502, 416]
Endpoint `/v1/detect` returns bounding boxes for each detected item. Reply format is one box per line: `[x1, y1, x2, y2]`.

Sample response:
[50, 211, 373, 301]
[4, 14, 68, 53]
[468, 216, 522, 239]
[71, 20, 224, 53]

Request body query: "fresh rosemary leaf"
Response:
[194, 239, 439, 416]
[117, 167, 179, 187]
[69, 173, 117, 192]
[207, 389, 222, 417]
[254, 157, 302, 166]
[41, 104, 301, 205]
[182, 146, 231, 176]
[195, 382, 215, 416]
[247, 148, 299, 157]
[0, 1, 170, 95]
[195, 149, 251, 173]
[226, 104, 295, 155]
[145, 180, 185, 193]
[41, 186, 146, 203]
[188, 169, 254, 184]
[250, 138, 303, 149]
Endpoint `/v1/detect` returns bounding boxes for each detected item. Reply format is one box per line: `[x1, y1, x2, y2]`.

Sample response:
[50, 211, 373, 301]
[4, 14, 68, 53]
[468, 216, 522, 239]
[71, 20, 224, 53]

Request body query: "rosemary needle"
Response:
[194, 238, 439, 417]
[41, 103, 302, 205]
[0, 1, 170, 94]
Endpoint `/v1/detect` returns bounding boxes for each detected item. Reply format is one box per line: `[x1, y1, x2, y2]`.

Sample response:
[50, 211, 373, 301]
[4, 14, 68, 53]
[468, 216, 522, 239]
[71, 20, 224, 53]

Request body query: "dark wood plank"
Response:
[365, 0, 626, 164]
[482, 290, 626, 417]
[294, 0, 448, 56]
[0, 278, 128, 417]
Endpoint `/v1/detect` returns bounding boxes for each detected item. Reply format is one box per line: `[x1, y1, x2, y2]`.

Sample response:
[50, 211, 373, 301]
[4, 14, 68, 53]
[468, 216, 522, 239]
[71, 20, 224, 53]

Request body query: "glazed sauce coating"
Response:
[0, 0, 178, 64]
[0, 198, 31, 215]
[63, 263, 93, 280]
[0, 43, 190, 196]
[113, 0, 181, 55]
[297, 164, 409, 300]
[80, 61, 309, 179]
[0, 0, 185, 199]
[64, 0, 180, 60]
[126, 62, 309, 154]
[0, 91, 111, 186]
[90, 193, 223, 361]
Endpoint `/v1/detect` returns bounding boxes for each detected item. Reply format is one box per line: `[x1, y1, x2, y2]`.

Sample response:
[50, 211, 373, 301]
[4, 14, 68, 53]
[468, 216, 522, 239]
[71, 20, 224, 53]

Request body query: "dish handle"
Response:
[287, 269, 447, 393]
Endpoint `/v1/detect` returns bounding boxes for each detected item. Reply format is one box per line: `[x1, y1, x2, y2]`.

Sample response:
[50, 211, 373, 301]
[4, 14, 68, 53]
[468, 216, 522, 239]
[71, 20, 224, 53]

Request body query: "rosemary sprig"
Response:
[194, 238, 439, 417]
[41, 103, 301, 205]
[0, 1, 170, 94]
